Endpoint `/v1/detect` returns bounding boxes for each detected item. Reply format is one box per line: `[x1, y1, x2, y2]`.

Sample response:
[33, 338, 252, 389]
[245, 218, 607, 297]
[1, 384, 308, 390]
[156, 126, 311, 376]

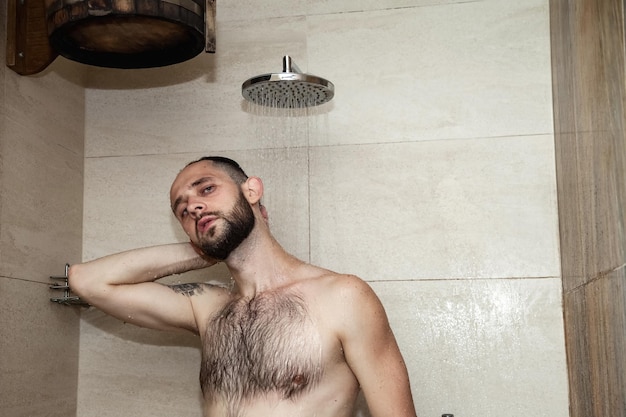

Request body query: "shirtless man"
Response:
[69, 156, 417, 417]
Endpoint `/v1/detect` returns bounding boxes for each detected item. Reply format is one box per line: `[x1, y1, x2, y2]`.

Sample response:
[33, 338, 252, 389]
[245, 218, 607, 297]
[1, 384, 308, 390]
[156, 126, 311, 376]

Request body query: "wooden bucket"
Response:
[45, 0, 206, 68]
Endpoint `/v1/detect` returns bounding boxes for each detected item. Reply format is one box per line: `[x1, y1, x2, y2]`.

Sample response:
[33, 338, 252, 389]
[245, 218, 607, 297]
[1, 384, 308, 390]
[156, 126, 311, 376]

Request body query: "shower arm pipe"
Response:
[283, 55, 302, 74]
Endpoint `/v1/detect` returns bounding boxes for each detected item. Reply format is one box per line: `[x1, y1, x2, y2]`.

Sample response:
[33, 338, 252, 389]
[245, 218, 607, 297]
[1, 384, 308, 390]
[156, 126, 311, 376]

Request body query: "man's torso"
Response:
[195, 273, 360, 417]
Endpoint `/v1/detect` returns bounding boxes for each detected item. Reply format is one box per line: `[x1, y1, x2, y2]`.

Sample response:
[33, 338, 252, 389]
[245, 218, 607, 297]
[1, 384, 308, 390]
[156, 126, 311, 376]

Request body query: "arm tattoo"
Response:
[166, 282, 206, 297]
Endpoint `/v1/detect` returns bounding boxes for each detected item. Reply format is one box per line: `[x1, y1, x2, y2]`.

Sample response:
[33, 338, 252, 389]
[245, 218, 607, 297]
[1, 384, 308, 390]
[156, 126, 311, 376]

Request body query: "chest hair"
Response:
[200, 290, 323, 410]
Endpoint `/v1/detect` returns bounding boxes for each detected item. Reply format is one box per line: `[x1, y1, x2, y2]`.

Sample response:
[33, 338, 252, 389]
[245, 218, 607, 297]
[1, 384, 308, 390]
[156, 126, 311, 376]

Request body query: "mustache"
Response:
[197, 211, 221, 220]
[195, 212, 221, 234]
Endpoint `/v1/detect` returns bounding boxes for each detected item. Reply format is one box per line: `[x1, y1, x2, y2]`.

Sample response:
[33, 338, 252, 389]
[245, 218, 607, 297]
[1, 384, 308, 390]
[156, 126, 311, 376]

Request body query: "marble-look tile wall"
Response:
[551, 0, 626, 416]
[79, 1, 569, 416]
[0, 7, 85, 417]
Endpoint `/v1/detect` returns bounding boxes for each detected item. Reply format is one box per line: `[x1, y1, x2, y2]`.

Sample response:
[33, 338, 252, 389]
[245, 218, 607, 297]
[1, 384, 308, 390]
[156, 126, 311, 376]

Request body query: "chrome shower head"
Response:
[242, 56, 334, 108]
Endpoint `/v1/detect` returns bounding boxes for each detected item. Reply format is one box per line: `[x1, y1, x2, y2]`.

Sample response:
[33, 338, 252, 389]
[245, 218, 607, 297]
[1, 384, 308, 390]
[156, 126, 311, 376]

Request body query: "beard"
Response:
[196, 191, 256, 260]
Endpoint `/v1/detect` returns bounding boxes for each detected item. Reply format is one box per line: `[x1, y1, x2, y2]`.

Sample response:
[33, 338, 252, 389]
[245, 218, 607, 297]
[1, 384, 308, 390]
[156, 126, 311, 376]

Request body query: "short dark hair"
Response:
[186, 156, 249, 184]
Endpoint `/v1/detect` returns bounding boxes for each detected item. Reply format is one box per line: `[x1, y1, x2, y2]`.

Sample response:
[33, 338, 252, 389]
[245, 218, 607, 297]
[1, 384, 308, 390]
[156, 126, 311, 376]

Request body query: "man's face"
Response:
[170, 162, 255, 260]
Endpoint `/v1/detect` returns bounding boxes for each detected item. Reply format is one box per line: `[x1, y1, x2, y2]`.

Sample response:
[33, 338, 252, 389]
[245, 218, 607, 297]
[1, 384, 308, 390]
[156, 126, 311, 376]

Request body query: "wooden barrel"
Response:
[45, 0, 205, 68]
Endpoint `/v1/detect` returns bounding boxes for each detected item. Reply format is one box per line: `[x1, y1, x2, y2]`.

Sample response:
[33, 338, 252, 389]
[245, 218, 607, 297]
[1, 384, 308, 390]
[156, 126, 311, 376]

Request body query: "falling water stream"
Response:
[242, 97, 331, 265]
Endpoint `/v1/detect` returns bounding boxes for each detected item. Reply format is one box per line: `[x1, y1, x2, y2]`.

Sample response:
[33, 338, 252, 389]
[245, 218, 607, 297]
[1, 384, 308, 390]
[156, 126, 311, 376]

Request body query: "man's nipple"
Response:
[291, 374, 307, 388]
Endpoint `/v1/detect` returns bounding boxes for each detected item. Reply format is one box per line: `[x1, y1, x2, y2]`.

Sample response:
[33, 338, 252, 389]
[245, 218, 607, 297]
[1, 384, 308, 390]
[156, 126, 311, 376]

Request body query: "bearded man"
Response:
[69, 156, 417, 417]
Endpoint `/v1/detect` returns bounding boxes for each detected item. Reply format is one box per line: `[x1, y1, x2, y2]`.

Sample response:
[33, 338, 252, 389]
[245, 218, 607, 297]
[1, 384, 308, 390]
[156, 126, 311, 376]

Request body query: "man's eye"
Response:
[180, 209, 188, 218]
[202, 186, 214, 194]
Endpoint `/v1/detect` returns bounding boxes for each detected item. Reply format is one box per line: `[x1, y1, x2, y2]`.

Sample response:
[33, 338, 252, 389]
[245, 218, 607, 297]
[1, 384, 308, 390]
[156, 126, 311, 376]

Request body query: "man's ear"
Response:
[243, 176, 264, 204]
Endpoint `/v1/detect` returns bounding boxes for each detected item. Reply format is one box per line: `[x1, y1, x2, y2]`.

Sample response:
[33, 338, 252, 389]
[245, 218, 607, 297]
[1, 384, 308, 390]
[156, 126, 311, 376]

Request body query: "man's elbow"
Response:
[67, 263, 93, 300]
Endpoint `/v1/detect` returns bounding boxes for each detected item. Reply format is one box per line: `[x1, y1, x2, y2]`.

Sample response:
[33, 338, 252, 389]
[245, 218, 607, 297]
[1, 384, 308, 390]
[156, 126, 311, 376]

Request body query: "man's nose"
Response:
[187, 199, 206, 217]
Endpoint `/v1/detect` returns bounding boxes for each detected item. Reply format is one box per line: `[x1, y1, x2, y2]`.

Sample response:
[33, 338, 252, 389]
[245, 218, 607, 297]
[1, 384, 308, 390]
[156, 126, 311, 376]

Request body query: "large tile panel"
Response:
[0, 277, 80, 417]
[4, 60, 84, 148]
[217, 0, 483, 22]
[217, 0, 307, 22]
[371, 277, 569, 417]
[309, 136, 560, 280]
[77, 309, 203, 417]
[307, 0, 552, 146]
[0, 68, 83, 282]
[308, 0, 472, 15]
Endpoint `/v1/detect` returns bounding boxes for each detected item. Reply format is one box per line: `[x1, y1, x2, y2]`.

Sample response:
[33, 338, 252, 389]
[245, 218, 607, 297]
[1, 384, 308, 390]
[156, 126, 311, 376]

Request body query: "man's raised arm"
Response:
[68, 242, 217, 334]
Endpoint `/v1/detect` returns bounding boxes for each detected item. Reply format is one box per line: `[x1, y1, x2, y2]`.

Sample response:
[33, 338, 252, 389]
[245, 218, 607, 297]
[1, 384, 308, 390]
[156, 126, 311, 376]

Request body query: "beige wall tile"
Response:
[371, 277, 569, 417]
[217, 0, 472, 21]
[217, 0, 307, 22]
[77, 309, 203, 417]
[308, 0, 469, 15]
[1, 116, 83, 281]
[4, 62, 84, 150]
[83, 155, 193, 258]
[307, 0, 552, 146]
[309, 136, 560, 280]
[0, 278, 80, 417]
[0, 60, 84, 282]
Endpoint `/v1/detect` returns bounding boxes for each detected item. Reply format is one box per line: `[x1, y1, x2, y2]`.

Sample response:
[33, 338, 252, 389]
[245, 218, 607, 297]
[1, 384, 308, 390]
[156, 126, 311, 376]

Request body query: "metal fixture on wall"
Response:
[6, 0, 217, 75]
[242, 55, 335, 108]
[49, 264, 90, 306]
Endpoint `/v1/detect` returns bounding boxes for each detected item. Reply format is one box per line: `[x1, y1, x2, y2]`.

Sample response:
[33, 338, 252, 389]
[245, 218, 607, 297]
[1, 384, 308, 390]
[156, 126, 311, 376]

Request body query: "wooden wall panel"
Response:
[551, 0, 626, 415]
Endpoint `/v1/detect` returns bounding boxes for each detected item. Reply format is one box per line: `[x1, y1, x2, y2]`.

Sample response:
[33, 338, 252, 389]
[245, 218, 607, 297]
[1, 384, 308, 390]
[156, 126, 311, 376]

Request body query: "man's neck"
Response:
[224, 228, 303, 297]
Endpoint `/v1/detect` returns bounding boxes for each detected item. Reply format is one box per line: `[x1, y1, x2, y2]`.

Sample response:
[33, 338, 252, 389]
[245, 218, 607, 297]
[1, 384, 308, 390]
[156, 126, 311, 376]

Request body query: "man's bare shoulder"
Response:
[293, 270, 387, 347]
[295, 267, 378, 308]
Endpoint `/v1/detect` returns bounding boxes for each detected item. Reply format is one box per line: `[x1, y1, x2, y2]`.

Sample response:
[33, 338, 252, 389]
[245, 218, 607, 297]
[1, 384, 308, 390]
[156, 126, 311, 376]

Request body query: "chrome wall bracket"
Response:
[49, 263, 90, 306]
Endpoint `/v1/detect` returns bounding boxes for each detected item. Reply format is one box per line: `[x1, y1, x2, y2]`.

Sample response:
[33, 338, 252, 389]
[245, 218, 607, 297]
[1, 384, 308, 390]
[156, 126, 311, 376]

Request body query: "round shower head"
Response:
[242, 56, 334, 108]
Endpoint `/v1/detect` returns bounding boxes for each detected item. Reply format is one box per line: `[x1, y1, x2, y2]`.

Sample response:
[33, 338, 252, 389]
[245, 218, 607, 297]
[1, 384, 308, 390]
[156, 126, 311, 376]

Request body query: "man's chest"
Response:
[200, 291, 325, 401]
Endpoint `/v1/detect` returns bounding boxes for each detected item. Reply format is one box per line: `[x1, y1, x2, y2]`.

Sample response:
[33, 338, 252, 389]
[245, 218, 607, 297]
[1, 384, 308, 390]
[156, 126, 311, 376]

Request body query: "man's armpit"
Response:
[165, 282, 211, 297]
